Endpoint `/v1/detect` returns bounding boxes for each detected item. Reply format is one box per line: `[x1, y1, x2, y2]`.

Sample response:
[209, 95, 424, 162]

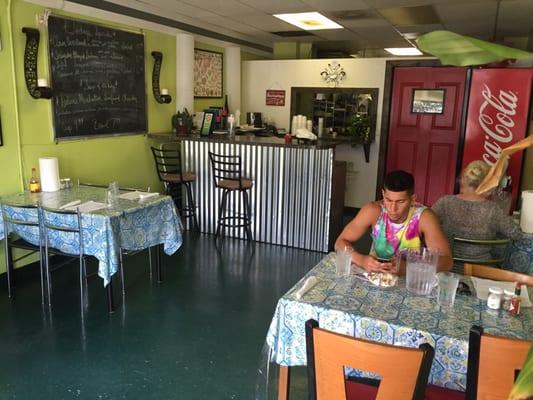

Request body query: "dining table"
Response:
[0, 186, 183, 311]
[264, 252, 533, 399]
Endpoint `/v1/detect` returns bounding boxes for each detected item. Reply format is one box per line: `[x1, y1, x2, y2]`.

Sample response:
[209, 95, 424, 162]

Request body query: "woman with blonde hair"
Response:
[432, 160, 521, 271]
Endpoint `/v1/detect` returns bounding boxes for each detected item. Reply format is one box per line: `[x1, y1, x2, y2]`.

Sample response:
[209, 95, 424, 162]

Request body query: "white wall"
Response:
[242, 58, 389, 208]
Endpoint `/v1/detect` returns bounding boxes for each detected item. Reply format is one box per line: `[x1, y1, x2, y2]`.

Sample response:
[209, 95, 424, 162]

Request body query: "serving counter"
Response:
[149, 133, 345, 252]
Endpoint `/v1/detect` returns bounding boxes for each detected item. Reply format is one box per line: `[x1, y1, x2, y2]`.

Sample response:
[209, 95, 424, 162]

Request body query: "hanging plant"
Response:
[347, 112, 374, 163]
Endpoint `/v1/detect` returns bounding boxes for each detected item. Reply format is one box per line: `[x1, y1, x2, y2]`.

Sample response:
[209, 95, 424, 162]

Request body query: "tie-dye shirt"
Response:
[371, 202, 426, 260]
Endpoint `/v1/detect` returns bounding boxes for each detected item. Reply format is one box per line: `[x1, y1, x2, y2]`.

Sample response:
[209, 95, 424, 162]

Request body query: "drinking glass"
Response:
[437, 272, 459, 307]
[406, 248, 439, 295]
[335, 247, 352, 277]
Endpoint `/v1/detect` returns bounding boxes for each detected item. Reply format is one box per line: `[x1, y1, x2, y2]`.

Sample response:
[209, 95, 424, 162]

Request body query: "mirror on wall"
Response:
[290, 87, 379, 136]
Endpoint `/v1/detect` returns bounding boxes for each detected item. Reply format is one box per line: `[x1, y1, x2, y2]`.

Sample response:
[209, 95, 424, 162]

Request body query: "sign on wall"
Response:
[266, 90, 286, 106]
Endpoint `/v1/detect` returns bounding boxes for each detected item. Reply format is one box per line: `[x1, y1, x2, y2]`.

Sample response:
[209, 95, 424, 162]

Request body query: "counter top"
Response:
[147, 132, 353, 149]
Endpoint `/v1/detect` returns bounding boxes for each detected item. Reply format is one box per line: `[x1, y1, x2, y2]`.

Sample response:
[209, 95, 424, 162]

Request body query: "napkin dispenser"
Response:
[246, 112, 262, 128]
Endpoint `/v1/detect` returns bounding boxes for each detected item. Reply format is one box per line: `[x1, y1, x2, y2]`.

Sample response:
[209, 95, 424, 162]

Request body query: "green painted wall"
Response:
[0, 1, 176, 274]
[273, 42, 313, 59]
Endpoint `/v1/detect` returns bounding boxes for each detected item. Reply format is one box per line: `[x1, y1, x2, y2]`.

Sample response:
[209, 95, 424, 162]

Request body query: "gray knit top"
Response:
[432, 195, 522, 261]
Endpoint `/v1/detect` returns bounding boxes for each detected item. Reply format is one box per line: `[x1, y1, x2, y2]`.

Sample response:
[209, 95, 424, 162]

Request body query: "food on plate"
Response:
[365, 272, 398, 287]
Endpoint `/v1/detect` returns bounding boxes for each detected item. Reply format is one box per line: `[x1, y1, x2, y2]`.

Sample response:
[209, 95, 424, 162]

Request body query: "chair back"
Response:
[466, 325, 532, 400]
[40, 205, 84, 257]
[305, 319, 434, 400]
[208, 152, 243, 189]
[452, 237, 510, 265]
[463, 263, 533, 287]
[1, 203, 41, 245]
[151, 146, 183, 183]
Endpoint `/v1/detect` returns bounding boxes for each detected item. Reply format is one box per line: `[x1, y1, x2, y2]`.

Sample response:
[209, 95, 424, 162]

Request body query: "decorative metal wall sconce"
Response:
[320, 60, 346, 88]
[22, 28, 52, 99]
[151, 51, 172, 104]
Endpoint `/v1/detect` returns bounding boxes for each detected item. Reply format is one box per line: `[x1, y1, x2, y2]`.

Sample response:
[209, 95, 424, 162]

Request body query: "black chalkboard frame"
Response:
[47, 15, 148, 141]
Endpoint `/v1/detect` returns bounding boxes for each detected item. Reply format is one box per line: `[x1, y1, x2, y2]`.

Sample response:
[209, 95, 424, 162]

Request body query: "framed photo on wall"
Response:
[194, 49, 223, 98]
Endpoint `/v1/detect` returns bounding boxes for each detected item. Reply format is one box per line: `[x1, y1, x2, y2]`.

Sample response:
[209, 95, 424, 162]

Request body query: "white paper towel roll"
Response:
[520, 190, 533, 233]
[39, 157, 60, 192]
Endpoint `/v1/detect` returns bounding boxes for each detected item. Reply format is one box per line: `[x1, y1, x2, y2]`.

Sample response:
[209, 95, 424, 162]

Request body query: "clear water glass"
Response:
[406, 248, 439, 295]
[437, 272, 459, 307]
[335, 248, 352, 277]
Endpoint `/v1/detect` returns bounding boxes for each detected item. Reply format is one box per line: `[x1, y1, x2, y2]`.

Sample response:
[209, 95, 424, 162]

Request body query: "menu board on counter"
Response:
[48, 16, 147, 140]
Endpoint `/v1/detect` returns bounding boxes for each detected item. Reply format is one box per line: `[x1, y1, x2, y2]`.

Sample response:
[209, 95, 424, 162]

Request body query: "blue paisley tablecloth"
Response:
[265, 253, 533, 391]
[0, 187, 183, 286]
[505, 232, 533, 275]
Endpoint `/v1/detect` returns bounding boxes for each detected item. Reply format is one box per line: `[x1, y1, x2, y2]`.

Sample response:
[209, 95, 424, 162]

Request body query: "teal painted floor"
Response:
[0, 234, 324, 399]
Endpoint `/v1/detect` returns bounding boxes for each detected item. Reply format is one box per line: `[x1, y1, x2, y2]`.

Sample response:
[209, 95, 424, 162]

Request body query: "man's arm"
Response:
[335, 202, 387, 272]
[419, 209, 453, 272]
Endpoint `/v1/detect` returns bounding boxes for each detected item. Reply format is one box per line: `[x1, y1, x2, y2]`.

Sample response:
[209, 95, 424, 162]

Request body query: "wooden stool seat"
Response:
[161, 171, 196, 183]
[218, 178, 253, 190]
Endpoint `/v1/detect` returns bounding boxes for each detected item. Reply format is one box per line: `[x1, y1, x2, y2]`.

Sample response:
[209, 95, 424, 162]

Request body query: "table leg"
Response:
[278, 365, 291, 400]
[156, 244, 162, 283]
[106, 278, 115, 313]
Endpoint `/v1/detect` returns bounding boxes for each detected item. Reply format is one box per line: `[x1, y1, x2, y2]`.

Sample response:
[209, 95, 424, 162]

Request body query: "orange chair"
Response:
[463, 263, 533, 287]
[466, 325, 532, 400]
[305, 319, 434, 400]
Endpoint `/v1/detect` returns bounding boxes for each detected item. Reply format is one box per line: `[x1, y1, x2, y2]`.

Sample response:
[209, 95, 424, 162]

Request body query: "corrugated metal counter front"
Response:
[149, 133, 336, 252]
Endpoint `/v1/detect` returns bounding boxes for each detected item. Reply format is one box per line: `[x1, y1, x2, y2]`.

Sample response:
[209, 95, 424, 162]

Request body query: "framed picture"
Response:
[194, 49, 223, 98]
[200, 111, 215, 135]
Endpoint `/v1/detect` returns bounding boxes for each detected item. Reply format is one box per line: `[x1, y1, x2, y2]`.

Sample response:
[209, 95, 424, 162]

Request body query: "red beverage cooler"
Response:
[462, 68, 533, 209]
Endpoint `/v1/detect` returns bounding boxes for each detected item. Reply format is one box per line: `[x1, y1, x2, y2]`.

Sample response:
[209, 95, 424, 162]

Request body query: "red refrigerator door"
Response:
[462, 68, 533, 207]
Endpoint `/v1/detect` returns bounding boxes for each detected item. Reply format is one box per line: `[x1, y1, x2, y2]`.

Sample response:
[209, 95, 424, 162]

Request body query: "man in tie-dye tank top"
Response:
[335, 170, 452, 274]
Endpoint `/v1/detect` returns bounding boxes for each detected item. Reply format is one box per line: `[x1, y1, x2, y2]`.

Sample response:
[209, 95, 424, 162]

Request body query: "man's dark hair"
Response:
[383, 170, 414, 195]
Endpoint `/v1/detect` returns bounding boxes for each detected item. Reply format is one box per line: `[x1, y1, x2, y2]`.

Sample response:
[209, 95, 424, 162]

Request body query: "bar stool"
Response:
[151, 146, 199, 231]
[208, 152, 253, 241]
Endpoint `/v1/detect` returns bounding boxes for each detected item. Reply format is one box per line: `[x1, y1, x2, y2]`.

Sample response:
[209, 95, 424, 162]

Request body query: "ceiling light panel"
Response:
[385, 47, 423, 56]
[273, 12, 343, 30]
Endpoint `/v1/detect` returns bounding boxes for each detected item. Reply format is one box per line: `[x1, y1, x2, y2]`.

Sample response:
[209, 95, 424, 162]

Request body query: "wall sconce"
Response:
[151, 51, 171, 104]
[22, 27, 52, 99]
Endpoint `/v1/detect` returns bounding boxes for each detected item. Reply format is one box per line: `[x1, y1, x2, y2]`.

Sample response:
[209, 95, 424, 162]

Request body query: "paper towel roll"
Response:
[39, 157, 60, 192]
[520, 190, 533, 233]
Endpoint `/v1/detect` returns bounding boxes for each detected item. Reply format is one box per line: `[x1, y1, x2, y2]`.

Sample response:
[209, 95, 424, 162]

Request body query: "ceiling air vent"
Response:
[271, 31, 315, 37]
[329, 10, 378, 20]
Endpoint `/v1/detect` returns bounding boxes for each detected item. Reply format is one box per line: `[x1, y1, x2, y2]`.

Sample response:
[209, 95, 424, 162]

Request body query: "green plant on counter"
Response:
[171, 108, 193, 135]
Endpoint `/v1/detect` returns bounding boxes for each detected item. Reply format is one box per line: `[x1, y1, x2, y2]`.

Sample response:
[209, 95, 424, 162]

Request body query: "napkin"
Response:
[138, 192, 159, 201]
[65, 201, 108, 213]
[470, 277, 531, 307]
[118, 191, 158, 201]
[295, 276, 318, 300]
[59, 199, 81, 210]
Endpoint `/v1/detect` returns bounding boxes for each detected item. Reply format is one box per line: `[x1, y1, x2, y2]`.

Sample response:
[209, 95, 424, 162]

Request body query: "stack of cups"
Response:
[306, 120, 313, 132]
[291, 115, 298, 134]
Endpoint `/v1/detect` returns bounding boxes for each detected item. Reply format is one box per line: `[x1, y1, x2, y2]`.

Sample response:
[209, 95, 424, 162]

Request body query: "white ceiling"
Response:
[102, 0, 533, 57]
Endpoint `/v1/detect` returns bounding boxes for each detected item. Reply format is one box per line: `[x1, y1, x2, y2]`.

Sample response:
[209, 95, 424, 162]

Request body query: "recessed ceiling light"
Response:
[273, 12, 343, 31]
[384, 47, 423, 56]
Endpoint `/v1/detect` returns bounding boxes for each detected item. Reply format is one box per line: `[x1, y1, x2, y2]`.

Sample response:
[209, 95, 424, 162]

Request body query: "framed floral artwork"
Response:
[194, 49, 223, 98]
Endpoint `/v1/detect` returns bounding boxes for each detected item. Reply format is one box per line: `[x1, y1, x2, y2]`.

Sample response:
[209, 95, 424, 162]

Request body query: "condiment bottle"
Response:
[29, 167, 41, 193]
[509, 282, 522, 316]
[284, 132, 292, 144]
[502, 289, 514, 311]
[487, 287, 503, 310]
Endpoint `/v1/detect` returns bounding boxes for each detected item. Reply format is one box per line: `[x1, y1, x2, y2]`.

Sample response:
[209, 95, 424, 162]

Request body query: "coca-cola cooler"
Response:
[461, 68, 533, 209]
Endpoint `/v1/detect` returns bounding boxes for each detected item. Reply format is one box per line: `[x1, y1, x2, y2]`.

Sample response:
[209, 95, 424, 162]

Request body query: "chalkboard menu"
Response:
[48, 16, 147, 139]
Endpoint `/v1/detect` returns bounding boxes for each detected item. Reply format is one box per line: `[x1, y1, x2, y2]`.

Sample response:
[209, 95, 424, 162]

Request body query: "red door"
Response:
[386, 67, 467, 205]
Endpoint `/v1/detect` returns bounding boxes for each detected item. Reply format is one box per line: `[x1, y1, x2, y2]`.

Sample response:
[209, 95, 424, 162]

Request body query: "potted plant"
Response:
[171, 108, 193, 135]
[347, 112, 373, 163]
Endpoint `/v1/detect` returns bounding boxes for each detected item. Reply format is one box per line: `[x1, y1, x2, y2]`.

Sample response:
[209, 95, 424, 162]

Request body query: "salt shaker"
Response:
[502, 289, 514, 311]
[487, 287, 503, 310]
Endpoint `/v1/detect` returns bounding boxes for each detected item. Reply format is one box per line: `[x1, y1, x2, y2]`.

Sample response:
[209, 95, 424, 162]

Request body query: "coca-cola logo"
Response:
[478, 84, 518, 165]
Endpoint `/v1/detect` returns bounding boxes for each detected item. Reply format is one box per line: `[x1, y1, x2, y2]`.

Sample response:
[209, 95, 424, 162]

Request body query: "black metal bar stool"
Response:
[151, 146, 199, 231]
[208, 152, 253, 241]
